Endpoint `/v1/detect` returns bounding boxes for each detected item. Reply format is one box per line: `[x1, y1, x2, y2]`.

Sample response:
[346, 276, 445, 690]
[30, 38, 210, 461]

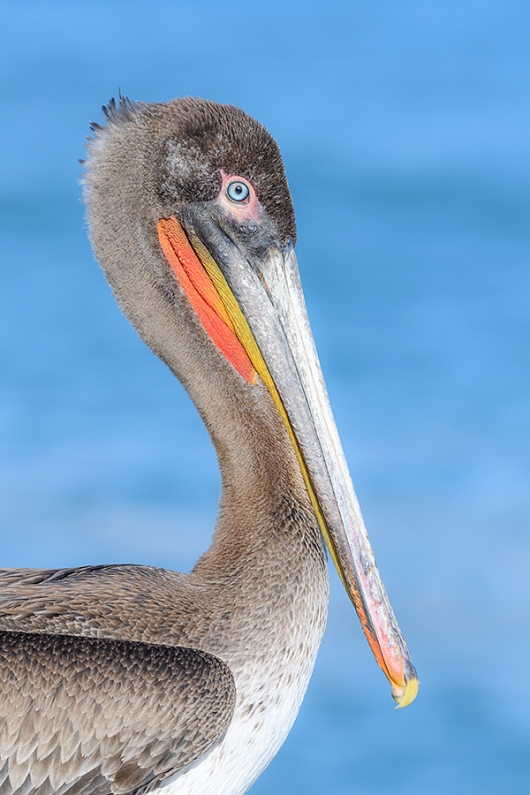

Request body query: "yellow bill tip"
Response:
[392, 676, 419, 709]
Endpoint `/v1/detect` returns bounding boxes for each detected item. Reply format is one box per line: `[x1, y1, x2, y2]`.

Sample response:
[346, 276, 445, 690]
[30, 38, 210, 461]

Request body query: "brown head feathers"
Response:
[91, 95, 297, 246]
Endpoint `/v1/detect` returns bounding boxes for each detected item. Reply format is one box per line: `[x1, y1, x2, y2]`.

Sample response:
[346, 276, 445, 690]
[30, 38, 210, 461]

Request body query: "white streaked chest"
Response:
[157, 580, 328, 795]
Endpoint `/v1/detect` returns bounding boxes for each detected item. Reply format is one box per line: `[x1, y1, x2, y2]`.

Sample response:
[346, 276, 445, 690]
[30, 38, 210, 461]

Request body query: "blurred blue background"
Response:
[1, 1, 529, 792]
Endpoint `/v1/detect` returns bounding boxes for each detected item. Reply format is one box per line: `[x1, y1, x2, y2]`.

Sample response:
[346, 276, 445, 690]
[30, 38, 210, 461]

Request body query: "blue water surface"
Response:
[1, 1, 529, 792]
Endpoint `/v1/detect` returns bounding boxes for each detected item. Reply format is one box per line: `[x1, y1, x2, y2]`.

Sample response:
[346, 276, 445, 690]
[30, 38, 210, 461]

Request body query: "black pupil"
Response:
[229, 181, 248, 201]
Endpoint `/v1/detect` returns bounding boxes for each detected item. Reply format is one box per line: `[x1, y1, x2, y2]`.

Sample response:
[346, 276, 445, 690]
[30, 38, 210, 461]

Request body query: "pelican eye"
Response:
[226, 181, 250, 203]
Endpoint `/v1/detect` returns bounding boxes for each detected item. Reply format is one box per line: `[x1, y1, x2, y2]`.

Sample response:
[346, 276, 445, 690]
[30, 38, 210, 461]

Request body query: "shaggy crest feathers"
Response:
[84, 95, 297, 245]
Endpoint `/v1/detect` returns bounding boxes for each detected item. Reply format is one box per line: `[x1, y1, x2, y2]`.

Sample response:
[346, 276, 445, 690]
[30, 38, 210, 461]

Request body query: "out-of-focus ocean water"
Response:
[1, 1, 529, 792]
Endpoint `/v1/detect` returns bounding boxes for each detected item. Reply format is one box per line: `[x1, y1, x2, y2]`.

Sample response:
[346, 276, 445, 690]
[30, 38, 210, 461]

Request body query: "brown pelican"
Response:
[0, 97, 418, 795]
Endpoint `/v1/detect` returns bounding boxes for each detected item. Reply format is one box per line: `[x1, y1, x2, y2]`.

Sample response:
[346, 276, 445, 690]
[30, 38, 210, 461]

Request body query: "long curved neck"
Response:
[190, 374, 321, 581]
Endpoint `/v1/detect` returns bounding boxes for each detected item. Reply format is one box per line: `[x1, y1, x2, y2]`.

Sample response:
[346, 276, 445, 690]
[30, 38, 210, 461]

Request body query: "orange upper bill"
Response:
[158, 217, 256, 384]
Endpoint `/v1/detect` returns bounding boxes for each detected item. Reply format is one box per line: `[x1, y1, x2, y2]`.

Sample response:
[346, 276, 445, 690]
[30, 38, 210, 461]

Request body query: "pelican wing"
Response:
[0, 631, 235, 795]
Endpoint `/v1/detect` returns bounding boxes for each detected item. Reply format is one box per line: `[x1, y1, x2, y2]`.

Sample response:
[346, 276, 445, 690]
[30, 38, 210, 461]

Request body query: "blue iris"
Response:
[227, 181, 250, 202]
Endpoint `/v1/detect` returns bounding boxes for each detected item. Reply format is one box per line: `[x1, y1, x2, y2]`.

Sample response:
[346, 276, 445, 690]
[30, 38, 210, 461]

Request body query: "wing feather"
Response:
[0, 632, 235, 795]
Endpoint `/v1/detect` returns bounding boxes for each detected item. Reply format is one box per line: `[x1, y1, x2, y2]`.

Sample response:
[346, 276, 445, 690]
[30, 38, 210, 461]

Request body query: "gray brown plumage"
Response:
[0, 97, 417, 795]
[0, 631, 234, 794]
